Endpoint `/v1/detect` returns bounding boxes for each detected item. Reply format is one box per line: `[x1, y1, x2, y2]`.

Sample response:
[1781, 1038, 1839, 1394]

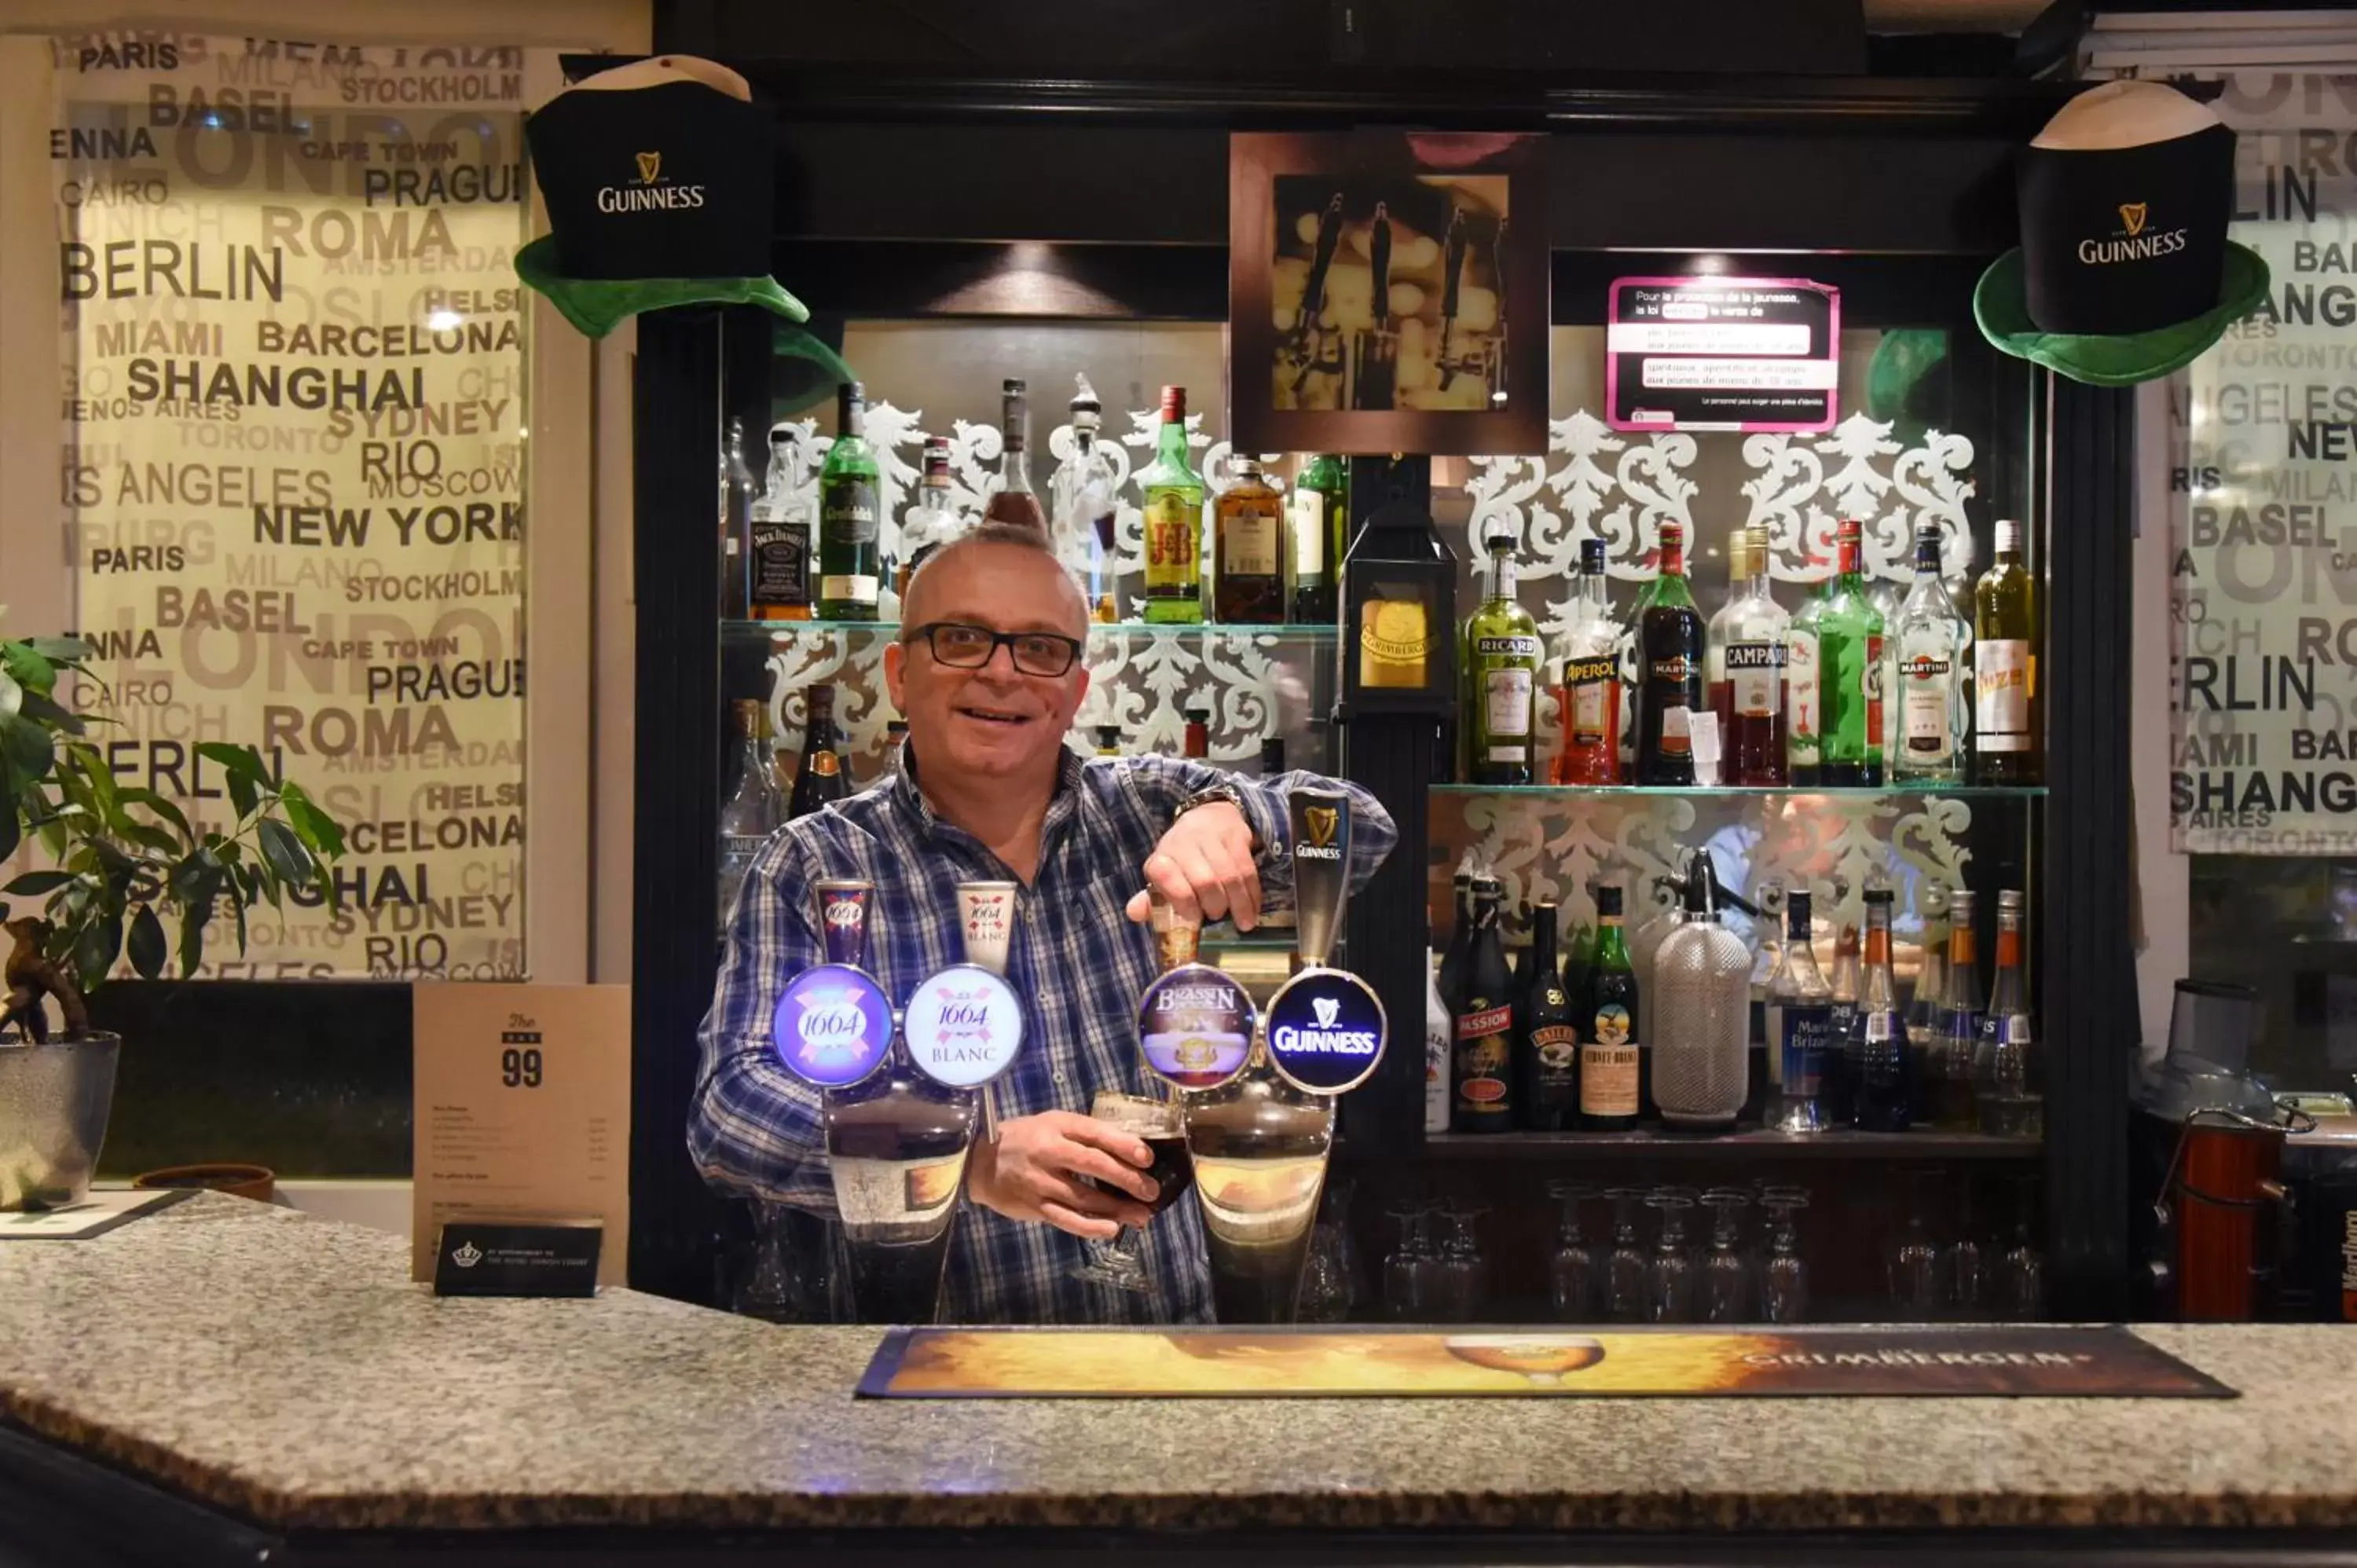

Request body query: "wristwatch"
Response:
[1173, 785, 1261, 850]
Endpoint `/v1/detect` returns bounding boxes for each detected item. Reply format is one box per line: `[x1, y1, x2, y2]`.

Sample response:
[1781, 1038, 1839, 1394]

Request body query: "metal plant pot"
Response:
[0, 1031, 122, 1211]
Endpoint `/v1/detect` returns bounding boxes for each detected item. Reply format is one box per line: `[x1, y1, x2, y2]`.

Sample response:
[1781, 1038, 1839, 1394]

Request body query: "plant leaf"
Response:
[119, 787, 193, 847]
[194, 742, 269, 786]
[119, 822, 182, 859]
[0, 714, 55, 783]
[24, 636, 92, 663]
[225, 768, 259, 822]
[75, 913, 123, 988]
[0, 642, 55, 698]
[127, 904, 166, 980]
[19, 691, 82, 735]
[86, 837, 136, 877]
[177, 907, 205, 978]
[278, 782, 347, 859]
[70, 744, 117, 822]
[0, 666, 17, 721]
[0, 807, 16, 862]
[2, 870, 73, 896]
[257, 818, 313, 888]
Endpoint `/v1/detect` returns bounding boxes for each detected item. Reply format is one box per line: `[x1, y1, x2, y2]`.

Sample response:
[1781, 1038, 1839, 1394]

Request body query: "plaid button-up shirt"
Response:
[691, 746, 1398, 1324]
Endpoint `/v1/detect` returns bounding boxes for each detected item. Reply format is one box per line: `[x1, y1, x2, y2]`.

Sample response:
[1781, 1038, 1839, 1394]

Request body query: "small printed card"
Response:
[431, 1220, 603, 1298]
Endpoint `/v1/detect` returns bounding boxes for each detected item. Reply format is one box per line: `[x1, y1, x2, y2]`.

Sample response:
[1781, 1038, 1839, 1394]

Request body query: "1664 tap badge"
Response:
[1263, 966, 1387, 1095]
[772, 964, 893, 1089]
[901, 963, 1025, 1090]
[1136, 964, 1256, 1091]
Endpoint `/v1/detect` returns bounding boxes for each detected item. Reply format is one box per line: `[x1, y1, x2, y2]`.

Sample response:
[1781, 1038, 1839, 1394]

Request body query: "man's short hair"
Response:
[903, 519, 1088, 635]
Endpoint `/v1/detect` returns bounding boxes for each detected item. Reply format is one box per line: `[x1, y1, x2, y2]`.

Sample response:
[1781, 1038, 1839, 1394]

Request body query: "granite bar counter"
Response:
[3, 1194, 2355, 1566]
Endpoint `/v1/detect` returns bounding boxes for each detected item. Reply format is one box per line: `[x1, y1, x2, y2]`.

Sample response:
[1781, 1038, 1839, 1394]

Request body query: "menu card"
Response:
[411, 984, 629, 1285]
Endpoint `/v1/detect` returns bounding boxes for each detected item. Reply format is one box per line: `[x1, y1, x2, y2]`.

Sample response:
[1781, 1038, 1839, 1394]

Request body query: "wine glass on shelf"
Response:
[1645, 1189, 1699, 1324]
[1604, 1186, 1651, 1323]
[1948, 1175, 1990, 1317]
[1383, 1205, 1426, 1322]
[1760, 1189, 1811, 1324]
[2003, 1174, 2047, 1321]
[1700, 1189, 1754, 1324]
[1887, 1169, 1947, 1317]
[1435, 1204, 1490, 1323]
[1548, 1181, 1599, 1322]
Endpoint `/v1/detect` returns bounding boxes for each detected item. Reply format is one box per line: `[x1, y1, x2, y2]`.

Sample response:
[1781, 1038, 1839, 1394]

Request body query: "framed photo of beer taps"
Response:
[1229, 130, 1549, 457]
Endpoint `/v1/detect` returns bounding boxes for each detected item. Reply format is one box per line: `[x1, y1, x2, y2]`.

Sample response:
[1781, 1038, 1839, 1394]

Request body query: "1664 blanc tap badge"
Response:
[1137, 965, 1256, 1091]
[1264, 967, 1387, 1095]
[773, 964, 894, 1089]
[901, 964, 1025, 1090]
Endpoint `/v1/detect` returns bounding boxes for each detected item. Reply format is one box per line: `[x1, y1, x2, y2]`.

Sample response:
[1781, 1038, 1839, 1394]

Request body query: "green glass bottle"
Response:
[1578, 885, 1642, 1132]
[1818, 517, 1885, 786]
[1461, 531, 1543, 785]
[1289, 453, 1347, 625]
[816, 382, 882, 621]
[1138, 385, 1204, 624]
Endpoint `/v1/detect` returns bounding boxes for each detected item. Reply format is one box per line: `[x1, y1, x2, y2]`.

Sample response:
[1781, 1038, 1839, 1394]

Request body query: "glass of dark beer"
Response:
[1070, 1090, 1191, 1292]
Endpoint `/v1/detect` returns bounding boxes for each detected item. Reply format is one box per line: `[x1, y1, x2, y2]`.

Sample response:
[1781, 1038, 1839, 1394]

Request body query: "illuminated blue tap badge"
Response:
[772, 963, 893, 1089]
[902, 963, 1025, 1090]
[1263, 967, 1387, 1095]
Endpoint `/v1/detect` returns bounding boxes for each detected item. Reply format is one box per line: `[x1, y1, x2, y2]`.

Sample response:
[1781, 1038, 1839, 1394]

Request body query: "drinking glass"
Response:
[1700, 1189, 1754, 1324]
[1069, 1090, 1190, 1292]
[1383, 1206, 1424, 1321]
[1947, 1177, 1990, 1317]
[1435, 1205, 1490, 1323]
[1604, 1186, 1651, 1323]
[1298, 1178, 1358, 1322]
[1645, 1190, 1699, 1323]
[1548, 1181, 1598, 1322]
[1761, 1190, 1811, 1324]
[2003, 1174, 2047, 1320]
[1888, 1169, 1947, 1317]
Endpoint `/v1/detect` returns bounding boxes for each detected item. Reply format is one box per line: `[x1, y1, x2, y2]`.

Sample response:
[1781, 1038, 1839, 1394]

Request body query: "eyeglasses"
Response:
[903, 621, 1083, 678]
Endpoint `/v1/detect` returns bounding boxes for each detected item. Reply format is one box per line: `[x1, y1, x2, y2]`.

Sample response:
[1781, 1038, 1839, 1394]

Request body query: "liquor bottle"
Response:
[1553, 538, 1622, 786]
[1138, 386, 1204, 624]
[1974, 889, 2040, 1137]
[1745, 881, 1781, 1123]
[895, 436, 962, 602]
[1650, 850, 1752, 1130]
[1765, 886, 1832, 1134]
[1436, 870, 1474, 1018]
[1424, 942, 1451, 1135]
[1820, 918, 1861, 1126]
[1633, 522, 1705, 786]
[816, 384, 882, 621]
[982, 378, 1047, 533]
[720, 416, 757, 620]
[1092, 724, 1123, 758]
[717, 698, 783, 925]
[1850, 888, 1910, 1131]
[1787, 562, 1827, 787]
[1931, 886, 1981, 1130]
[1818, 518, 1885, 787]
[1058, 376, 1121, 622]
[1974, 518, 2039, 784]
[1462, 529, 1544, 786]
[1213, 456, 1287, 623]
[1707, 523, 1791, 786]
[1259, 736, 1286, 776]
[788, 684, 852, 819]
[1182, 707, 1210, 759]
[1289, 453, 1347, 625]
[1516, 900, 1580, 1130]
[1578, 884, 1642, 1132]
[750, 422, 813, 623]
[1890, 523, 1969, 783]
[1451, 876, 1515, 1133]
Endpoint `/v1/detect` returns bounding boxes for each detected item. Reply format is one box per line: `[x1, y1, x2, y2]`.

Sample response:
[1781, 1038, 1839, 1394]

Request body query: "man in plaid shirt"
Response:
[692, 521, 1396, 1323]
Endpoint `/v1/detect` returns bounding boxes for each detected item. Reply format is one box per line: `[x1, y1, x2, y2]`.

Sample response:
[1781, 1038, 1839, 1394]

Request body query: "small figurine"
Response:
[1, 917, 88, 1043]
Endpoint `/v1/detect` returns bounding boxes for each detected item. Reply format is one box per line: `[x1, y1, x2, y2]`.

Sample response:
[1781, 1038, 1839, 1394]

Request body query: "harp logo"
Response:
[1296, 804, 1343, 861]
[636, 151, 662, 184]
[2118, 202, 2148, 237]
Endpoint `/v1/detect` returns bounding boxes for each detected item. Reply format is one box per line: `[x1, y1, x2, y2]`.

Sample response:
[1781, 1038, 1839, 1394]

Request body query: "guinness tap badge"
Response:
[1288, 787, 1352, 969]
[1974, 80, 2269, 387]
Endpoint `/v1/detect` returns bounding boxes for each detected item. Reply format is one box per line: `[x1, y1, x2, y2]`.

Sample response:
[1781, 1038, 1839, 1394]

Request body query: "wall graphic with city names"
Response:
[48, 33, 528, 976]
[2171, 73, 2357, 855]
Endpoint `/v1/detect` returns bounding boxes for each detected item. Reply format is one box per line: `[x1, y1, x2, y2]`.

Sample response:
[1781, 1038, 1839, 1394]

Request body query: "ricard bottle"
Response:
[1462, 530, 1544, 786]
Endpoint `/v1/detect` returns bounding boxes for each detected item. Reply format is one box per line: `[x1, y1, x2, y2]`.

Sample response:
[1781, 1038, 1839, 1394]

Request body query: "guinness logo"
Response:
[2118, 202, 2148, 237]
[1303, 806, 1339, 848]
[636, 150, 662, 184]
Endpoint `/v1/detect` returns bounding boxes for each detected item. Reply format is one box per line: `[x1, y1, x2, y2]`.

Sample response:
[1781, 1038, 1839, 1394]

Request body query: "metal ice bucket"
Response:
[0, 1032, 122, 1210]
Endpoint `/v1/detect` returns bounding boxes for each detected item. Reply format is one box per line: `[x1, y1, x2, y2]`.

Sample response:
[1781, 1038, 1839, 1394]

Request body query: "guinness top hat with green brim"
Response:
[517, 54, 830, 352]
[1974, 79, 2270, 387]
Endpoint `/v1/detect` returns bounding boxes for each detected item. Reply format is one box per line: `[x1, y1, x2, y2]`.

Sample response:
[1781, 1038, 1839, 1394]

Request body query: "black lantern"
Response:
[1336, 468, 1457, 721]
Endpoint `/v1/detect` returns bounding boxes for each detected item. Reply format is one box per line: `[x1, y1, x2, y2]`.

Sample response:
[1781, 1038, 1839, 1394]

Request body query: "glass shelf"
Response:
[1432, 783, 2048, 800]
[1417, 1130, 2043, 1161]
[725, 618, 1336, 639]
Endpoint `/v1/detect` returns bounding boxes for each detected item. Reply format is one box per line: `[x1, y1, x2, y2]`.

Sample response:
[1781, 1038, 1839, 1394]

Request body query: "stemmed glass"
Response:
[1383, 1205, 1427, 1321]
[1069, 1090, 1190, 1291]
[1645, 1190, 1699, 1324]
[1548, 1181, 1598, 1321]
[1604, 1186, 1651, 1323]
[2003, 1174, 2047, 1320]
[1435, 1205, 1490, 1323]
[1948, 1177, 1990, 1317]
[1700, 1189, 1754, 1324]
[1760, 1189, 1811, 1324]
[1888, 1169, 1947, 1317]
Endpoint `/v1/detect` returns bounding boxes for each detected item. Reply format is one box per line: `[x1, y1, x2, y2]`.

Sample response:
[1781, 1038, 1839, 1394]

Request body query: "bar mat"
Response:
[856, 1324, 2234, 1398]
[0, 1188, 193, 1240]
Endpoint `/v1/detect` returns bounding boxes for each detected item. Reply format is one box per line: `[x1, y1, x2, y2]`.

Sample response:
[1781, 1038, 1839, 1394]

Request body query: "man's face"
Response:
[884, 541, 1090, 783]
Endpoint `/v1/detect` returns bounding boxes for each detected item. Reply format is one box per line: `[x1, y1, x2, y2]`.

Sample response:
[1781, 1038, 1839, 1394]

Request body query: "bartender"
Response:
[692, 519, 1395, 1323]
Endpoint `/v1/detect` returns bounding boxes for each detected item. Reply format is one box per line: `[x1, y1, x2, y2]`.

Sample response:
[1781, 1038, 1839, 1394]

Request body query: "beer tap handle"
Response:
[1286, 788, 1352, 970]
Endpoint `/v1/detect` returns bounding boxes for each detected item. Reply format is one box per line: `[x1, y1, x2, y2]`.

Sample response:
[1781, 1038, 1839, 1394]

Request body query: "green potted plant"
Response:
[0, 622, 346, 1209]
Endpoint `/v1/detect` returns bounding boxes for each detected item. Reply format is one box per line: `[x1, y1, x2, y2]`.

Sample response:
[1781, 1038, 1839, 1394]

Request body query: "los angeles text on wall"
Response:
[2172, 74, 2357, 855]
[49, 34, 529, 978]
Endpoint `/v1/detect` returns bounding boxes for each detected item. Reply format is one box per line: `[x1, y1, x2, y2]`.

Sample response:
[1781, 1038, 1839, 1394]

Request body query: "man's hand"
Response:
[1123, 800, 1261, 932]
[966, 1112, 1159, 1240]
